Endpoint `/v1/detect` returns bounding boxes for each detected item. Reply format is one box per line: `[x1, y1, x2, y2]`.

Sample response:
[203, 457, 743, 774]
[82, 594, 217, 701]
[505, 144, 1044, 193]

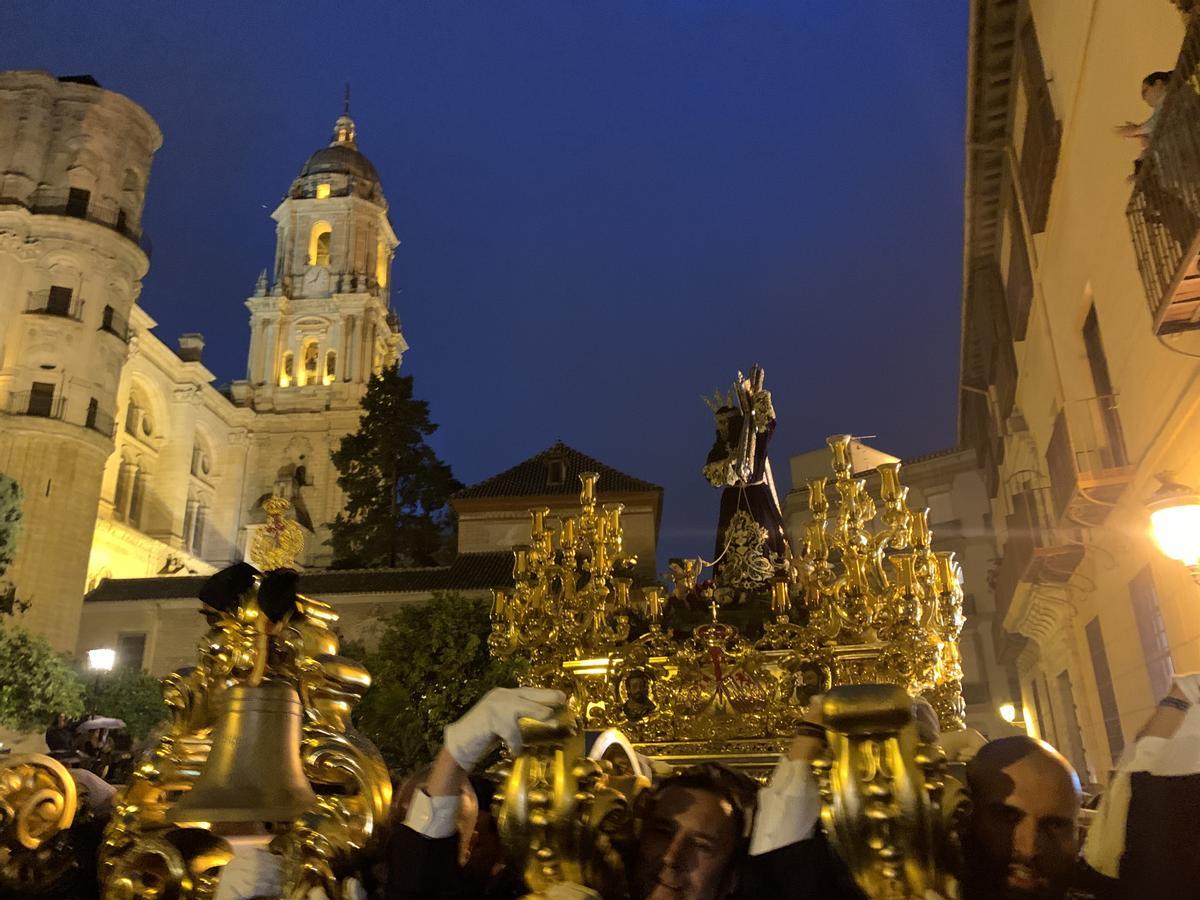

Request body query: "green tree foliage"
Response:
[349, 592, 527, 772]
[328, 370, 462, 568]
[84, 668, 168, 739]
[0, 624, 84, 732]
[0, 473, 29, 616]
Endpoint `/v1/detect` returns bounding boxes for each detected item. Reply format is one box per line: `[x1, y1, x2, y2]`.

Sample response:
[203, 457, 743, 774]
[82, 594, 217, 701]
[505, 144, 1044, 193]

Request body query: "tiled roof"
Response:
[84, 552, 515, 604]
[454, 441, 662, 501]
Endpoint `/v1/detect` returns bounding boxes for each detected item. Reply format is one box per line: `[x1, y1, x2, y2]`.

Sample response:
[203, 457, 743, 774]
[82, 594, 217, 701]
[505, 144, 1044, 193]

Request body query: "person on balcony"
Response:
[1114, 70, 1173, 178]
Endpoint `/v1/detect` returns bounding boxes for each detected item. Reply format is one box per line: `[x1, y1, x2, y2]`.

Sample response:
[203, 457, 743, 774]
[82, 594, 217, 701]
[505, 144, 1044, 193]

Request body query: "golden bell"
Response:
[168, 682, 317, 824]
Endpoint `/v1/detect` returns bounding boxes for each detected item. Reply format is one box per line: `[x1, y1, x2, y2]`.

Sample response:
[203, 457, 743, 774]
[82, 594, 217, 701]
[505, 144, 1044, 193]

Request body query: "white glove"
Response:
[1173, 672, 1200, 705]
[444, 687, 566, 770]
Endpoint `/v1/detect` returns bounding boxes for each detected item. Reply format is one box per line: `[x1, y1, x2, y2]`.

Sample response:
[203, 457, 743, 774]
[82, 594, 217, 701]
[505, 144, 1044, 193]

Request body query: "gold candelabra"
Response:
[490, 434, 967, 771]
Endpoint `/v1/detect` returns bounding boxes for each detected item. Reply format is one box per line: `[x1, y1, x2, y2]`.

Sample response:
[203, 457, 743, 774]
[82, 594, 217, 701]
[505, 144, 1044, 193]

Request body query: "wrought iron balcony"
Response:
[25, 289, 83, 320]
[6, 390, 66, 420]
[992, 482, 1083, 653]
[21, 189, 152, 258]
[1045, 394, 1132, 528]
[1126, 16, 1200, 334]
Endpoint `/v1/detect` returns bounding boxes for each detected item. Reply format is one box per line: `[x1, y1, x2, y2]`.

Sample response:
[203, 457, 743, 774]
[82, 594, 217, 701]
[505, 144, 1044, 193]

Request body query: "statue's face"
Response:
[967, 753, 1081, 899]
[632, 786, 737, 900]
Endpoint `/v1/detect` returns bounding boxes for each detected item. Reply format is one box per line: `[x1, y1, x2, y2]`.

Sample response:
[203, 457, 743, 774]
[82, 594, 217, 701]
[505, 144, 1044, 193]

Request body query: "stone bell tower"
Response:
[243, 105, 406, 414]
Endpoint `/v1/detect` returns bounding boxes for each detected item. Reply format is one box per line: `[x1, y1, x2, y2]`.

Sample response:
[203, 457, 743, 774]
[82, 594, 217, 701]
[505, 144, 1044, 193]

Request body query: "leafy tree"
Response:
[349, 592, 527, 772]
[0, 624, 85, 732]
[328, 370, 462, 568]
[0, 473, 29, 616]
[84, 668, 168, 739]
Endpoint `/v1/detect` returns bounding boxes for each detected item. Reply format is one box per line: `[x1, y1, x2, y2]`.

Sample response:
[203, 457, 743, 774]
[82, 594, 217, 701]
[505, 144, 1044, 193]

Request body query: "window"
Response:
[191, 442, 212, 478]
[1056, 670, 1091, 781]
[85, 397, 98, 430]
[113, 462, 132, 521]
[316, 182, 331, 200]
[1005, 201, 1034, 342]
[308, 222, 332, 266]
[102, 304, 115, 331]
[324, 349, 337, 385]
[376, 238, 389, 287]
[115, 633, 146, 671]
[546, 457, 567, 487]
[27, 382, 56, 417]
[1086, 616, 1125, 761]
[279, 351, 294, 387]
[1130, 566, 1174, 700]
[47, 285, 73, 316]
[1082, 306, 1129, 467]
[128, 468, 146, 528]
[301, 341, 319, 386]
[191, 504, 206, 556]
[65, 187, 90, 218]
[1017, 18, 1061, 234]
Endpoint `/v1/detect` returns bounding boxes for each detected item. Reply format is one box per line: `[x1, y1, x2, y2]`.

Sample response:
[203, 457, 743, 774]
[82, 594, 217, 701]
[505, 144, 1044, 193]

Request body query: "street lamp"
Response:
[998, 702, 1019, 724]
[87, 648, 116, 673]
[1147, 472, 1200, 582]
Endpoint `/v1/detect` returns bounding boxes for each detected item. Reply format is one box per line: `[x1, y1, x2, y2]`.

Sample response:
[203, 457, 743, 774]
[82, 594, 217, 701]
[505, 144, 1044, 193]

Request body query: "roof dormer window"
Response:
[315, 182, 331, 200]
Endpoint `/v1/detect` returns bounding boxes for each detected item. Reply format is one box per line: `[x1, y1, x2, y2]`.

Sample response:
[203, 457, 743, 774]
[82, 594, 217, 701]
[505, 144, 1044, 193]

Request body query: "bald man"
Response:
[963, 736, 1092, 900]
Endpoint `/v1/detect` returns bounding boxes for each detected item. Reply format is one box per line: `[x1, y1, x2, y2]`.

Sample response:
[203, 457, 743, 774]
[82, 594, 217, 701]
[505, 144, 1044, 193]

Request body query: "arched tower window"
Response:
[279, 351, 294, 387]
[300, 340, 320, 386]
[308, 222, 332, 267]
[375, 238, 389, 288]
[324, 350, 337, 386]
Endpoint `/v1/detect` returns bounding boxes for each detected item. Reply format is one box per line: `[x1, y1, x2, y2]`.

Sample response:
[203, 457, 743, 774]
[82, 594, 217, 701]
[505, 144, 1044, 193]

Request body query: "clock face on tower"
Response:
[303, 266, 331, 295]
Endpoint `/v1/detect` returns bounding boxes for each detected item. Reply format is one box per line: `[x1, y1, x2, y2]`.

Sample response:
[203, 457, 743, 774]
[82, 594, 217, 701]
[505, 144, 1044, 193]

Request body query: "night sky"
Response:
[3, 2, 968, 567]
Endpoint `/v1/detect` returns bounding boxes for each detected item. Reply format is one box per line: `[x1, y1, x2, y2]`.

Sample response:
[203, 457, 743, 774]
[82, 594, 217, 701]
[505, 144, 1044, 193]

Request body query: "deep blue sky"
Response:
[3, 2, 967, 566]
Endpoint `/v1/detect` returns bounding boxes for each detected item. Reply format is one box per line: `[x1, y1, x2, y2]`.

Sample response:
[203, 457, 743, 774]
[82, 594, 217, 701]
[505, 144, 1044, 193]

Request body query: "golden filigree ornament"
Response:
[250, 495, 307, 571]
[92, 502, 391, 900]
[491, 431, 968, 770]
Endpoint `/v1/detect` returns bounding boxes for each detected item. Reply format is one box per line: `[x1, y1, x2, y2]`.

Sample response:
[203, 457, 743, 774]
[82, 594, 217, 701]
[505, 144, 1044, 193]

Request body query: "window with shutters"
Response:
[1086, 616, 1125, 761]
[1017, 18, 1061, 233]
[1130, 566, 1174, 700]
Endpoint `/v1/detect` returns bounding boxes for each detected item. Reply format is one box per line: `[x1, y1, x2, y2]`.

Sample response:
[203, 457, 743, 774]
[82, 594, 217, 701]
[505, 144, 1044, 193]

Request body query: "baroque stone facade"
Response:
[0, 71, 406, 650]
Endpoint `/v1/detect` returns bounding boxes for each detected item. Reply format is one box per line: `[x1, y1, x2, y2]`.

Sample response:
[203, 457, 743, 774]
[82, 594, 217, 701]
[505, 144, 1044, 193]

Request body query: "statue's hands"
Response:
[444, 687, 567, 770]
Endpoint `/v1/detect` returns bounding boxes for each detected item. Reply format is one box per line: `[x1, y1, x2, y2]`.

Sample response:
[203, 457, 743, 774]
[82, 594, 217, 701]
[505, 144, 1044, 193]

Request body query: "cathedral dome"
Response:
[298, 112, 380, 185]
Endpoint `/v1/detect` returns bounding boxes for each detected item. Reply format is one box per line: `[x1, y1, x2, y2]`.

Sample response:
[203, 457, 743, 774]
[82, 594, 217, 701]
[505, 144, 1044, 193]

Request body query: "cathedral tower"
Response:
[244, 108, 405, 413]
[0, 71, 161, 649]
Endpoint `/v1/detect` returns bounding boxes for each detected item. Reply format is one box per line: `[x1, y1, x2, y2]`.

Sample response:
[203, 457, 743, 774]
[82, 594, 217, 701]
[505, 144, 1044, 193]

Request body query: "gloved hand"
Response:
[1173, 672, 1200, 705]
[444, 687, 566, 770]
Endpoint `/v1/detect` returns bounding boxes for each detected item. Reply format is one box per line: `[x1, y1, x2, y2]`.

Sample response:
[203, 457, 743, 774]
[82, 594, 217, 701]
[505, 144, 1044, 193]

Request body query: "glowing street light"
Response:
[87, 648, 116, 673]
[998, 702, 1019, 724]
[1147, 472, 1200, 581]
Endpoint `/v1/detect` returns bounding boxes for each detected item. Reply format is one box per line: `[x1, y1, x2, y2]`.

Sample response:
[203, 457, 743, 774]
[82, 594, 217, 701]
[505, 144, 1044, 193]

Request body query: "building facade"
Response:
[0, 71, 406, 651]
[784, 443, 1018, 741]
[959, 1, 1200, 781]
[79, 442, 663, 676]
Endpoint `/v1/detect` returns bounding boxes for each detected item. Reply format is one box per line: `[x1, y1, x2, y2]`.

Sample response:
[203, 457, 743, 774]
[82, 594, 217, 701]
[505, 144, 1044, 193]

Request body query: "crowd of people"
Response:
[359, 675, 1200, 899]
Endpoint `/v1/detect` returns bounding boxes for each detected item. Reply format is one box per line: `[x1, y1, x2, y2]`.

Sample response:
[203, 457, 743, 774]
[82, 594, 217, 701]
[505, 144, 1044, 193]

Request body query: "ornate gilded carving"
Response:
[93, 498, 390, 900]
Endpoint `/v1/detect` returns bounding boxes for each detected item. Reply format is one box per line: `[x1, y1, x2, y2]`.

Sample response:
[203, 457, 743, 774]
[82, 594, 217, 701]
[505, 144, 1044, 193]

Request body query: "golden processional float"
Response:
[488, 368, 971, 898]
[0, 497, 392, 899]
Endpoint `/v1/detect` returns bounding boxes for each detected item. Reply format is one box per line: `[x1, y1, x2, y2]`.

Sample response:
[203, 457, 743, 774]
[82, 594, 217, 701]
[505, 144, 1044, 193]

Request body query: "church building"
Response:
[0, 70, 663, 663]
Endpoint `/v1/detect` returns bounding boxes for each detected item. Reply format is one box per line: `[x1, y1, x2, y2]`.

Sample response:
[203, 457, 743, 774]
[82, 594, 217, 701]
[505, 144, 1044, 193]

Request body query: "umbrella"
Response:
[76, 717, 125, 733]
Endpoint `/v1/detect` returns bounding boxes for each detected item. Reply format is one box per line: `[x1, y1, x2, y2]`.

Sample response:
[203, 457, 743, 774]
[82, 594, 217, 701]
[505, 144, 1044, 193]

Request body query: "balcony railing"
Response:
[6, 391, 66, 420]
[24, 289, 83, 321]
[1126, 16, 1200, 334]
[21, 189, 152, 258]
[1045, 395, 1132, 527]
[992, 482, 1083, 653]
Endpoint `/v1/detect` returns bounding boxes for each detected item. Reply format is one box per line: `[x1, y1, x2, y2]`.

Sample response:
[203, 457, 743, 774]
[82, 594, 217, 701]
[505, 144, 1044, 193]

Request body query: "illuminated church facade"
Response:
[0, 71, 405, 651]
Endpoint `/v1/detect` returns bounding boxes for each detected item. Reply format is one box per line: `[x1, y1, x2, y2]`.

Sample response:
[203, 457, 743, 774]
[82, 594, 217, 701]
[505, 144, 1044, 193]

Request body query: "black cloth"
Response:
[735, 834, 865, 900]
[1113, 771, 1200, 898]
[709, 416, 788, 570]
[44, 725, 73, 754]
[387, 825, 522, 900]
